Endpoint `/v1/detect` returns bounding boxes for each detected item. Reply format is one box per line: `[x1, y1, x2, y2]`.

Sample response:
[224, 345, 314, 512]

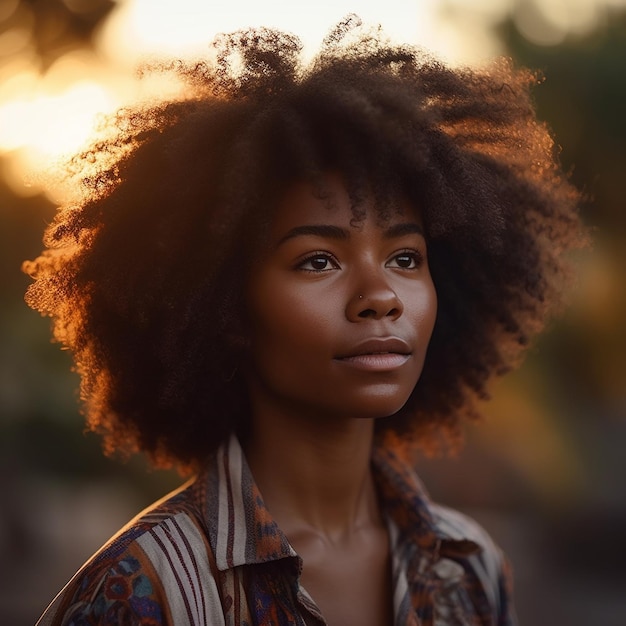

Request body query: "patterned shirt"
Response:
[36, 435, 517, 626]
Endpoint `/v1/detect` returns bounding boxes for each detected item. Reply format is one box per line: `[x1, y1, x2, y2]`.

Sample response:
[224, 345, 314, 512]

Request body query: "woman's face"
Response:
[245, 173, 437, 423]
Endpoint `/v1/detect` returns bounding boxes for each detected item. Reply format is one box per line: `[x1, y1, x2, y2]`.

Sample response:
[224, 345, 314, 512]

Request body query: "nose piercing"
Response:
[358, 295, 363, 299]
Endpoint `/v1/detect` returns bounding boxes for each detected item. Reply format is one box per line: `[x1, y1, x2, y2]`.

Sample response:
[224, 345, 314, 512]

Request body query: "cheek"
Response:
[423, 282, 438, 336]
[406, 278, 437, 339]
[245, 284, 342, 410]
[247, 276, 337, 367]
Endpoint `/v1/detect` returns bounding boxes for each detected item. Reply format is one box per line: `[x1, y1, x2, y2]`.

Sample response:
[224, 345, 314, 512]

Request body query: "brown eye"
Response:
[297, 253, 339, 272]
[310, 257, 330, 270]
[387, 251, 422, 269]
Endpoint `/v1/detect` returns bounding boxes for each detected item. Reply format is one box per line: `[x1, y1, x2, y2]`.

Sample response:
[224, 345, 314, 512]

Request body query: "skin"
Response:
[244, 173, 437, 626]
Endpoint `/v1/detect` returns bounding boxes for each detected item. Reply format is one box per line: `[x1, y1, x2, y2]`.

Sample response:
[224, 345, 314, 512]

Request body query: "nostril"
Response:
[358, 308, 376, 318]
[386, 307, 400, 317]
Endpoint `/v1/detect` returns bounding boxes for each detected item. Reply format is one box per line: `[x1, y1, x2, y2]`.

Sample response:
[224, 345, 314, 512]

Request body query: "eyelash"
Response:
[296, 252, 339, 273]
[295, 249, 424, 273]
[388, 250, 424, 269]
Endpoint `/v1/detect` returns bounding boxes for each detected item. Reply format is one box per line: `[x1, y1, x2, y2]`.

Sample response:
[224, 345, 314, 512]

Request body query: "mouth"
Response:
[335, 337, 412, 371]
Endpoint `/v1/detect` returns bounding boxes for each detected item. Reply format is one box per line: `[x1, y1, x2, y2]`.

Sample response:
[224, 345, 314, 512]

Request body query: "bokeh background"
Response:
[1, 1, 625, 624]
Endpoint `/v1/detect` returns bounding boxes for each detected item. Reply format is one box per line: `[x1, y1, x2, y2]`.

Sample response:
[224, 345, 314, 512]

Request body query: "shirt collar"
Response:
[371, 441, 481, 561]
[201, 433, 478, 573]
[203, 433, 298, 571]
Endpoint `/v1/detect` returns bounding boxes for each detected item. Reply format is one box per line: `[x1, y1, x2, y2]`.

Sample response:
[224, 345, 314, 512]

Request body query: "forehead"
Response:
[269, 173, 422, 238]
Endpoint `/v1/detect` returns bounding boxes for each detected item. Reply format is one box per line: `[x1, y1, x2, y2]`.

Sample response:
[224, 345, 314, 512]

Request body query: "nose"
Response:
[346, 283, 404, 322]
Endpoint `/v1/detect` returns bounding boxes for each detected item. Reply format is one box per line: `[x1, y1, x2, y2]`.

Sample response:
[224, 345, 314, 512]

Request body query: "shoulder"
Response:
[37, 479, 219, 626]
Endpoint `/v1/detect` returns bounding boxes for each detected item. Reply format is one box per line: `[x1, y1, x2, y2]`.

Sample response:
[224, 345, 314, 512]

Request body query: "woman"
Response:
[25, 18, 585, 626]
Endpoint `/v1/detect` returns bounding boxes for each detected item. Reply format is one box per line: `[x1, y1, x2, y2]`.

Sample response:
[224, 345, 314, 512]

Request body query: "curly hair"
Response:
[23, 18, 585, 472]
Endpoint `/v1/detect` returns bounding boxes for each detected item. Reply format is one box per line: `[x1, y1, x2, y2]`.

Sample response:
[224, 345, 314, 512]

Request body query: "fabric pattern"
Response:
[36, 435, 517, 626]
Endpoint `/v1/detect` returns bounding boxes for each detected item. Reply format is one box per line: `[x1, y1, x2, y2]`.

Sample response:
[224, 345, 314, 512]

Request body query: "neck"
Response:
[244, 399, 380, 540]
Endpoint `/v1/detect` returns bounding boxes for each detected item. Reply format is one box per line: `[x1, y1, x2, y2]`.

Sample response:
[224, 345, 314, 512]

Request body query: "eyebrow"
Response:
[277, 225, 349, 247]
[276, 222, 424, 247]
[383, 222, 425, 239]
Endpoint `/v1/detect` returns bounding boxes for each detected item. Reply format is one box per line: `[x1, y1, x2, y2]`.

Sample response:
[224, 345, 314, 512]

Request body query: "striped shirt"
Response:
[36, 435, 517, 625]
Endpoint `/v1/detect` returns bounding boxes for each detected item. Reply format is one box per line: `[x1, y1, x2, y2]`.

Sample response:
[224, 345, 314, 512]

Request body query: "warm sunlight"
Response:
[0, 48, 180, 197]
[0, 80, 111, 159]
[0, 0, 495, 200]
[1, 0, 624, 199]
[97, 0, 440, 64]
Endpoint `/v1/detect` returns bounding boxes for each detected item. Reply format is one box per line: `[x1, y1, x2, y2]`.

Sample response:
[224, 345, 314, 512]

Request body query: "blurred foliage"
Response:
[0, 0, 116, 69]
[500, 7, 626, 229]
[0, 1, 180, 491]
[497, 7, 626, 425]
[488, 4, 626, 580]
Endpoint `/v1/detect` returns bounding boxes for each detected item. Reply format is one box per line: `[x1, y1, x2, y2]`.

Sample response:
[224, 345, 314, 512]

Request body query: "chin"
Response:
[348, 391, 413, 421]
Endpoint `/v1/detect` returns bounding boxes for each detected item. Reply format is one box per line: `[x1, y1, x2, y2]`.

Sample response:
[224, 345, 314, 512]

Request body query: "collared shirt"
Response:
[37, 435, 517, 626]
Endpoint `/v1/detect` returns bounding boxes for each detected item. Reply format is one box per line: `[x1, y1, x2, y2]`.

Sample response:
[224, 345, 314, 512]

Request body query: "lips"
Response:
[336, 337, 412, 359]
[335, 337, 412, 372]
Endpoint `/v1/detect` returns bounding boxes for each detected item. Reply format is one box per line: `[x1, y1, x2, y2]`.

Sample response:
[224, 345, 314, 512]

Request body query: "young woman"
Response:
[25, 19, 585, 626]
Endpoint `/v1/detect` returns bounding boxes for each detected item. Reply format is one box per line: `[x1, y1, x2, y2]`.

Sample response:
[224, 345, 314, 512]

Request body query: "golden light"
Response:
[0, 48, 124, 198]
[1, 0, 624, 201]
[1, 0, 475, 201]
[97, 0, 454, 65]
[0, 82, 112, 156]
[0, 44, 183, 199]
[0, 80, 114, 195]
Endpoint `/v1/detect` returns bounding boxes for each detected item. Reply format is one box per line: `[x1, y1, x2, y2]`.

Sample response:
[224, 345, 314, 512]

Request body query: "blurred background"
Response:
[1, 0, 625, 624]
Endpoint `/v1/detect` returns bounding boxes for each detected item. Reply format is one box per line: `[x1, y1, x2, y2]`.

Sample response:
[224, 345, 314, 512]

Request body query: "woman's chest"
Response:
[296, 529, 394, 626]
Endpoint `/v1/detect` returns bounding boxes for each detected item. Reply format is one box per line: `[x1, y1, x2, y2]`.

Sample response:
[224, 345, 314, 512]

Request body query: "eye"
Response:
[296, 253, 339, 273]
[387, 251, 423, 269]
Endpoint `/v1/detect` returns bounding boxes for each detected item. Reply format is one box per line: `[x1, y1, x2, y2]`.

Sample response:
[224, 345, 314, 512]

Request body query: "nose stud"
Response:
[358, 295, 363, 299]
